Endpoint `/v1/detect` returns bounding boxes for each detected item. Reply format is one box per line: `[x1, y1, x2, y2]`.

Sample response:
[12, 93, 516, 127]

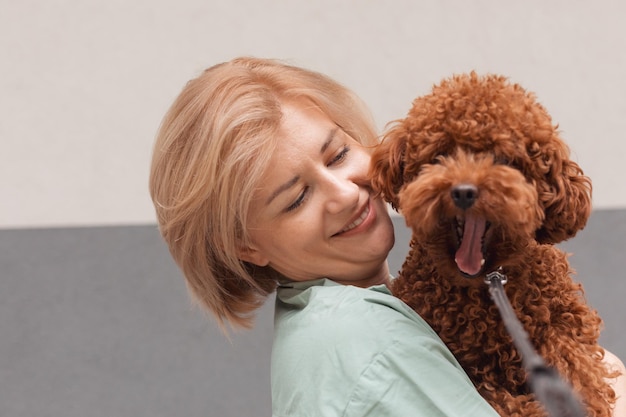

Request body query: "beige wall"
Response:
[2, 0, 625, 228]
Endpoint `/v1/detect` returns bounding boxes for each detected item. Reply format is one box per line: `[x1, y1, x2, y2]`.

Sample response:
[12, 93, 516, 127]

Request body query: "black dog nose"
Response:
[451, 184, 479, 210]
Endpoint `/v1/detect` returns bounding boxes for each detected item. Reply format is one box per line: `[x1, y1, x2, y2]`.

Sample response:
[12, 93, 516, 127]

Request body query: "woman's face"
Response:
[241, 99, 395, 287]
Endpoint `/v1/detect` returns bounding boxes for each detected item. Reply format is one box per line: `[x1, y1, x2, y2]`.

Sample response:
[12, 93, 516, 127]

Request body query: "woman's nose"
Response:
[323, 174, 360, 214]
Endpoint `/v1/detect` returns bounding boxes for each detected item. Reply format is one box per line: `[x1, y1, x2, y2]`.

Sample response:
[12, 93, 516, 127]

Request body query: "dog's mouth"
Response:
[454, 213, 490, 278]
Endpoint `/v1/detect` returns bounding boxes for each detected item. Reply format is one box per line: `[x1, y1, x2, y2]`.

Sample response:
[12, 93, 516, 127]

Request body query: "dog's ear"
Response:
[369, 124, 407, 210]
[533, 138, 592, 244]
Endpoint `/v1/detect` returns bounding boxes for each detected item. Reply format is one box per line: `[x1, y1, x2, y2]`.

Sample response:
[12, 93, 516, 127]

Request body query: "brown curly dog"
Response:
[370, 72, 619, 416]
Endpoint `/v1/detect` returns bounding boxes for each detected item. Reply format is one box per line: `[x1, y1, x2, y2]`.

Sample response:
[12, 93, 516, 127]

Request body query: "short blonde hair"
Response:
[149, 57, 379, 329]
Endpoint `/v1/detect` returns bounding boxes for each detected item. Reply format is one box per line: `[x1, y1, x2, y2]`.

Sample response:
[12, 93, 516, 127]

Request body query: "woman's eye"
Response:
[285, 187, 309, 212]
[328, 146, 350, 166]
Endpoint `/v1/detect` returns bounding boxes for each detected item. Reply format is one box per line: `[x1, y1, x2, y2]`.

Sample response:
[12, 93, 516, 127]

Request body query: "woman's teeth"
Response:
[340, 204, 369, 233]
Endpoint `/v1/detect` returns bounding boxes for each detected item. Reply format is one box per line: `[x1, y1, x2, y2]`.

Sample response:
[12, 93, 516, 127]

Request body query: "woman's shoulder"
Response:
[274, 281, 437, 347]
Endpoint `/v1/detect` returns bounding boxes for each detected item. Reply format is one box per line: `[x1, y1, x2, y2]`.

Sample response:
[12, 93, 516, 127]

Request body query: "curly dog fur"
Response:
[370, 72, 618, 416]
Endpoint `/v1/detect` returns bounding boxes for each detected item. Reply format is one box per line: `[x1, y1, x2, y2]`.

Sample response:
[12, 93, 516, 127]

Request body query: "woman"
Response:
[148, 56, 499, 416]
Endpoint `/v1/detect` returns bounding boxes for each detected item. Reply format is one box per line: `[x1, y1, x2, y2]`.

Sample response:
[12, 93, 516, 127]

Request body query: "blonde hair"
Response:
[149, 57, 378, 329]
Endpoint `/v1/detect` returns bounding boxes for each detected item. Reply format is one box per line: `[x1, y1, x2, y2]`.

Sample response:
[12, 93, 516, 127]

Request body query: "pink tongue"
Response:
[455, 213, 487, 276]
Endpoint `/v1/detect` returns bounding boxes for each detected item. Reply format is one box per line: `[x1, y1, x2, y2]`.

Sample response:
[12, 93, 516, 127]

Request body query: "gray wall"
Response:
[1, 209, 624, 417]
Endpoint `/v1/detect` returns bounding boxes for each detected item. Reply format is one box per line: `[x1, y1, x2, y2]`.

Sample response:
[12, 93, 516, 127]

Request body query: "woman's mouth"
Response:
[333, 201, 373, 237]
[342, 204, 370, 232]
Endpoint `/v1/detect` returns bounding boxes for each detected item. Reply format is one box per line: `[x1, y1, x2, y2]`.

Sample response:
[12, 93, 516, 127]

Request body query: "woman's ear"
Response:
[238, 244, 270, 267]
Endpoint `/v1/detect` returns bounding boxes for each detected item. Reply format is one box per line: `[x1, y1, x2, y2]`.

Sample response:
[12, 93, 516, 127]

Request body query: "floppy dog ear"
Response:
[533, 138, 592, 244]
[369, 124, 408, 210]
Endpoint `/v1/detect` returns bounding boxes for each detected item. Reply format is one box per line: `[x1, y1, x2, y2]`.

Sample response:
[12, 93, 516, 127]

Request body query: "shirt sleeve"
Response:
[342, 328, 501, 417]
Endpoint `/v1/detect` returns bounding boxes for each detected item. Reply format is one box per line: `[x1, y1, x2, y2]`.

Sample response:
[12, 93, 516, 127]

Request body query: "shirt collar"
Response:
[276, 277, 393, 308]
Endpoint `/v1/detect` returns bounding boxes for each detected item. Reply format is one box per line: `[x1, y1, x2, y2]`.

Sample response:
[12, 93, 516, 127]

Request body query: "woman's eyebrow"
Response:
[320, 127, 339, 153]
[266, 175, 300, 206]
[265, 127, 339, 206]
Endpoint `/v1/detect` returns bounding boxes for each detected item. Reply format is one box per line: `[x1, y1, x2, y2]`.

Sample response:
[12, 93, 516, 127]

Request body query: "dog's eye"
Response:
[495, 156, 526, 173]
[494, 155, 513, 166]
[431, 154, 446, 164]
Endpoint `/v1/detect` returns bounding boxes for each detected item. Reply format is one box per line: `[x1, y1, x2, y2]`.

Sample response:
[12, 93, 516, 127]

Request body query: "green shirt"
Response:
[271, 278, 499, 417]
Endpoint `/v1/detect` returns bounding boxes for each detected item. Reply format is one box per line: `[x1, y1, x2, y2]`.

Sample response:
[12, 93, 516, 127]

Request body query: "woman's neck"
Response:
[335, 262, 391, 288]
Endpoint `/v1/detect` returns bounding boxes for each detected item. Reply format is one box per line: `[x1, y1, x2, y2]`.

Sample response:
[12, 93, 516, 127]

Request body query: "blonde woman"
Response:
[149, 57, 500, 416]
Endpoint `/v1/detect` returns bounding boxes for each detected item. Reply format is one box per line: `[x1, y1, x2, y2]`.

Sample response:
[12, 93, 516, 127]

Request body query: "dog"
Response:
[370, 72, 618, 416]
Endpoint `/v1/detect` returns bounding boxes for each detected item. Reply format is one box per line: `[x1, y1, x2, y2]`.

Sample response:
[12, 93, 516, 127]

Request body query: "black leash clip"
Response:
[485, 268, 507, 285]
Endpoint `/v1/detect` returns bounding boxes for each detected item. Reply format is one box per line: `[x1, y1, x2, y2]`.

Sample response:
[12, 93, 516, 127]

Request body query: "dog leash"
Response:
[485, 269, 586, 417]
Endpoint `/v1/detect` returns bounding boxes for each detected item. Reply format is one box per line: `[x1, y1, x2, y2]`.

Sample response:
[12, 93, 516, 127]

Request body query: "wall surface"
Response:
[2, 1, 625, 416]
[1, 0, 625, 229]
[1, 213, 624, 417]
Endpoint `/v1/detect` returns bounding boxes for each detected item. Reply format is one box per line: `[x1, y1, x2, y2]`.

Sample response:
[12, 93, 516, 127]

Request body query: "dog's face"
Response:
[370, 72, 592, 279]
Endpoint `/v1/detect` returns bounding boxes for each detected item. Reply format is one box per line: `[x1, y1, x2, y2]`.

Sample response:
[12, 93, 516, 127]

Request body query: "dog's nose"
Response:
[451, 184, 478, 210]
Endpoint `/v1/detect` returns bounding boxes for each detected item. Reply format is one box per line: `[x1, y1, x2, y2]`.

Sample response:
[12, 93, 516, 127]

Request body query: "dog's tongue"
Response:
[455, 213, 487, 276]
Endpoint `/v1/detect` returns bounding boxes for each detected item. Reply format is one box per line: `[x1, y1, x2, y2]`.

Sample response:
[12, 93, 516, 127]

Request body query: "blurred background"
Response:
[1, 1, 624, 416]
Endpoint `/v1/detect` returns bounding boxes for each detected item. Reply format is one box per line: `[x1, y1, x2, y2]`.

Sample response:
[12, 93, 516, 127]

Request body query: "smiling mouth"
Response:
[335, 203, 370, 236]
